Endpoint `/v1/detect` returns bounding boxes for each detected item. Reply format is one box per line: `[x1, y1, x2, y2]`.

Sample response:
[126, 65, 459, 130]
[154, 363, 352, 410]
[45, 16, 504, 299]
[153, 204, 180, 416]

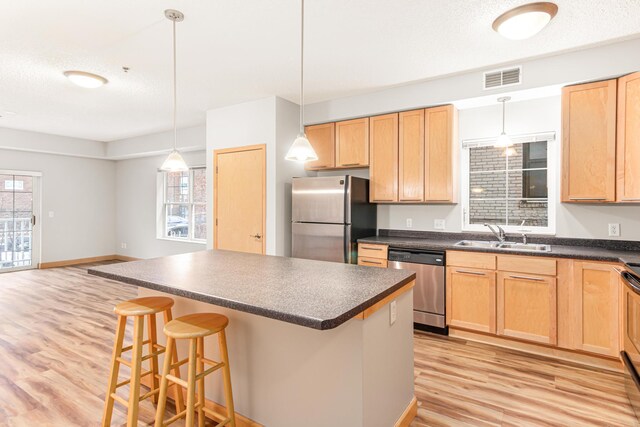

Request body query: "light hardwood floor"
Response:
[0, 263, 637, 426]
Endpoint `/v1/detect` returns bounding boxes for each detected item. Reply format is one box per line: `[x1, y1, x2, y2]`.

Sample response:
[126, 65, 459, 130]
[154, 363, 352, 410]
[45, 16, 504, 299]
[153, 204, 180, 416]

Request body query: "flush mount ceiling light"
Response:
[63, 70, 108, 88]
[495, 96, 513, 148]
[160, 9, 189, 172]
[492, 2, 558, 40]
[285, 0, 318, 163]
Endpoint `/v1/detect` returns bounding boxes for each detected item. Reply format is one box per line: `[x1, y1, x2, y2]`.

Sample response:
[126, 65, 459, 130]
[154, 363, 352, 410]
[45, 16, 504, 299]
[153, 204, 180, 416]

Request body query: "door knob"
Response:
[250, 233, 262, 239]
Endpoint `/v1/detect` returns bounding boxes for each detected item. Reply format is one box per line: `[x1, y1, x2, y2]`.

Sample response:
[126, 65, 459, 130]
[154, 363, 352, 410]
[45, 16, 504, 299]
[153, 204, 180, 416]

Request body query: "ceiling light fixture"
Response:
[495, 96, 513, 148]
[285, 0, 318, 163]
[63, 71, 108, 88]
[160, 9, 189, 172]
[492, 2, 558, 40]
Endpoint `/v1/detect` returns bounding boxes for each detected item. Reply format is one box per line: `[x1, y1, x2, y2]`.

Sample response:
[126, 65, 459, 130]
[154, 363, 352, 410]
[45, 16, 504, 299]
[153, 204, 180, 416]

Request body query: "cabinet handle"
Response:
[361, 246, 383, 251]
[313, 165, 329, 168]
[621, 198, 640, 202]
[342, 163, 361, 167]
[509, 275, 544, 282]
[568, 197, 607, 201]
[361, 260, 382, 265]
[455, 270, 486, 276]
[614, 267, 625, 275]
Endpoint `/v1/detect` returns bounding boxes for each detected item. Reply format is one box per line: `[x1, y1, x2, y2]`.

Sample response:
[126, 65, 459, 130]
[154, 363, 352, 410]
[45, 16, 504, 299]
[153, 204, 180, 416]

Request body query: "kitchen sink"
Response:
[454, 240, 551, 252]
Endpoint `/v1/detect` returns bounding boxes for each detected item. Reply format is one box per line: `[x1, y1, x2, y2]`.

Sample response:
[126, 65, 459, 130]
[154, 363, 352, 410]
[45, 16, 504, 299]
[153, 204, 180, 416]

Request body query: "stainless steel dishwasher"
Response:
[388, 248, 446, 333]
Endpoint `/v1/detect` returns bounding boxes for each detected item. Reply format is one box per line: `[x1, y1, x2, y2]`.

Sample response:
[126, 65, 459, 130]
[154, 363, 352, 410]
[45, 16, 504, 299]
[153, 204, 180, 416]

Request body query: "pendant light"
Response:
[495, 96, 513, 148]
[285, 0, 318, 163]
[160, 9, 189, 172]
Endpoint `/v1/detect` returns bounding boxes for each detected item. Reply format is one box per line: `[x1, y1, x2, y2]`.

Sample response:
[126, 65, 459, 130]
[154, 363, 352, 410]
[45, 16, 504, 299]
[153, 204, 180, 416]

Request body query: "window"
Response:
[462, 134, 555, 233]
[159, 168, 206, 242]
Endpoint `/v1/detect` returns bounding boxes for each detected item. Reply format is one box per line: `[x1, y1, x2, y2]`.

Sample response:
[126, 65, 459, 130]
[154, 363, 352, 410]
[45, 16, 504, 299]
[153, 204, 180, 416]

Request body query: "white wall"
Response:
[206, 96, 306, 256]
[0, 126, 106, 158]
[305, 37, 640, 125]
[115, 150, 206, 259]
[0, 148, 116, 263]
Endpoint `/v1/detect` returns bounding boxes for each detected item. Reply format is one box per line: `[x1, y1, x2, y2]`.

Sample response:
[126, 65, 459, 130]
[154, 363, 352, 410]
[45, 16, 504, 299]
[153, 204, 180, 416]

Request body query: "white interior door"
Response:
[0, 171, 41, 272]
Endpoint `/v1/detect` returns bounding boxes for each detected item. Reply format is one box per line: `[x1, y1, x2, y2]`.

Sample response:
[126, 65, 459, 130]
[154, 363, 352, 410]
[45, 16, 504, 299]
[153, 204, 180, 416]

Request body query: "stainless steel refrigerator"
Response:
[291, 176, 377, 264]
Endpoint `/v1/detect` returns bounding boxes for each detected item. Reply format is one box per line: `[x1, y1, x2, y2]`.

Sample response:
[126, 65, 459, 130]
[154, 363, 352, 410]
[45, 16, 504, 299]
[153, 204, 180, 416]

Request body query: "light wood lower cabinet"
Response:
[497, 272, 557, 345]
[570, 262, 620, 357]
[446, 267, 496, 334]
[357, 257, 388, 268]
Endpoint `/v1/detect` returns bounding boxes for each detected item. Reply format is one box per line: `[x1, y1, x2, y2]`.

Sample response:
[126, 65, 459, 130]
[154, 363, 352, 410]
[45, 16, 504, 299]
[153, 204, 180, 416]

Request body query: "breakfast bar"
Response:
[89, 250, 416, 427]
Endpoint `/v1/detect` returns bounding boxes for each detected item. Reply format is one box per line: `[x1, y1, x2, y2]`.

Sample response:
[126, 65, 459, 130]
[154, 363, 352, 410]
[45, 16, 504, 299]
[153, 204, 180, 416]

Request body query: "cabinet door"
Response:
[304, 123, 335, 170]
[617, 72, 640, 202]
[572, 262, 620, 357]
[425, 105, 458, 202]
[399, 109, 425, 202]
[561, 80, 617, 202]
[497, 272, 557, 345]
[336, 118, 369, 168]
[369, 114, 398, 202]
[446, 267, 496, 333]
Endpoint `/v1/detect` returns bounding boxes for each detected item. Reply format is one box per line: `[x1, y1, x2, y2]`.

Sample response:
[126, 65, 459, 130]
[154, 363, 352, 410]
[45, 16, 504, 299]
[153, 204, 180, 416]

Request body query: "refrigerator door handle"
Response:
[344, 224, 352, 264]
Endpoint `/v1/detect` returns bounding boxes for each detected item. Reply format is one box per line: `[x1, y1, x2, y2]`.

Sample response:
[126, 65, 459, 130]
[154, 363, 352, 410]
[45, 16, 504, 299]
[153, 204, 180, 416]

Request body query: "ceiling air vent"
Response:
[483, 66, 522, 90]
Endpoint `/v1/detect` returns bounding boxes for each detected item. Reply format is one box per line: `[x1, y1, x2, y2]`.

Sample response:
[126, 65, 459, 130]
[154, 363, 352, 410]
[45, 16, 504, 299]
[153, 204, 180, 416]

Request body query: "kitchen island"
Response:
[89, 250, 416, 427]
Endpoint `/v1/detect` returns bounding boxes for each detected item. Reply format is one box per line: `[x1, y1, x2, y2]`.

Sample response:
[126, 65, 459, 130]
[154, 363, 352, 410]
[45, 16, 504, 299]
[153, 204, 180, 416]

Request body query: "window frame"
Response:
[157, 167, 207, 244]
[461, 133, 556, 235]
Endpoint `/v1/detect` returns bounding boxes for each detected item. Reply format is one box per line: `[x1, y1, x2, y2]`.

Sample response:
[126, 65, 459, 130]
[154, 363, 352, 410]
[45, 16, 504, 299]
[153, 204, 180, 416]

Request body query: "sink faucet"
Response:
[484, 223, 506, 243]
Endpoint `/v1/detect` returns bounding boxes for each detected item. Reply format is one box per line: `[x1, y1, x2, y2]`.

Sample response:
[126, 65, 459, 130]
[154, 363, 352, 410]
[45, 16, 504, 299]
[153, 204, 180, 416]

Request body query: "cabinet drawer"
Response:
[497, 255, 557, 276]
[358, 243, 388, 259]
[358, 257, 388, 268]
[447, 251, 496, 270]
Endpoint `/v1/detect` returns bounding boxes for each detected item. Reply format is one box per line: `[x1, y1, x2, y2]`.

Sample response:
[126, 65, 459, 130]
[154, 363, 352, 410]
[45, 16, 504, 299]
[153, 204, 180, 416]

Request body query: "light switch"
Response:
[48, 211, 55, 218]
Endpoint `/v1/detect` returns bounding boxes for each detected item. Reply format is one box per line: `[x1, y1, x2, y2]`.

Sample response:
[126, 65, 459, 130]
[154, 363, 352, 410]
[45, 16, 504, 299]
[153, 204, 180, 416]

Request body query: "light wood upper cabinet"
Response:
[399, 109, 425, 202]
[497, 271, 557, 345]
[425, 105, 458, 203]
[571, 262, 620, 357]
[369, 114, 399, 202]
[336, 118, 369, 168]
[617, 71, 640, 202]
[304, 123, 335, 170]
[446, 267, 496, 334]
[561, 79, 617, 202]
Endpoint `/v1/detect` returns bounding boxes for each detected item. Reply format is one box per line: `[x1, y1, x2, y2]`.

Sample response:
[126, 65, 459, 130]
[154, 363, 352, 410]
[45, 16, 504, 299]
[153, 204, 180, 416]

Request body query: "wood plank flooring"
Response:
[0, 263, 637, 426]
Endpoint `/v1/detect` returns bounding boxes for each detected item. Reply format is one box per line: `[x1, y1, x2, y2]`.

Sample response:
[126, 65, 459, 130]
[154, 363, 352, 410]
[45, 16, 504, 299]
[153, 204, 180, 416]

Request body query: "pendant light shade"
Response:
[494, 96, 513, 148]
[285, 0, 318, 163]
[160, 9, 189, 172]
[161, 150, 189, 171]
[285, 133, 318, 162]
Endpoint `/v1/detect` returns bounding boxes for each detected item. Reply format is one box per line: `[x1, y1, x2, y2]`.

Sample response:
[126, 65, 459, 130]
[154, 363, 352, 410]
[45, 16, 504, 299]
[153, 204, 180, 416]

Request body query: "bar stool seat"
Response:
[164, 313, 229, 339]
[115, 296, 175, 316]
[155, 313, 236, 427]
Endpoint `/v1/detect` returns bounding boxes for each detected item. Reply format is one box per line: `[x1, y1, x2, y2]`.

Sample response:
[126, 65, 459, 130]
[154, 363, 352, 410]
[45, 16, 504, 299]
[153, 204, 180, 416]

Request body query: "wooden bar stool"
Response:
[155, 313, 236, 427]
[102, 296, 185, 427]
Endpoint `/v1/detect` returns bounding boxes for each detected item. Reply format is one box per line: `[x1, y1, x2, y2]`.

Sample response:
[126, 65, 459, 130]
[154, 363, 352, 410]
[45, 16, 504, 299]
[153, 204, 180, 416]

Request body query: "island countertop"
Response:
[88, 250, 415, 330]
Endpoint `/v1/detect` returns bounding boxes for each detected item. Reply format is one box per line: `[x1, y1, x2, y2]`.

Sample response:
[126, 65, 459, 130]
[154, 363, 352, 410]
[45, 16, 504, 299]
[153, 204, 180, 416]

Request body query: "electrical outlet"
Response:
[121, 243, 127, 249]
[406, 218, 413, 228]
[48, 211, 54, 218]
[390, 300, 397, 325]
[434, 219, 446, 230]
[608, 223, 620, 237]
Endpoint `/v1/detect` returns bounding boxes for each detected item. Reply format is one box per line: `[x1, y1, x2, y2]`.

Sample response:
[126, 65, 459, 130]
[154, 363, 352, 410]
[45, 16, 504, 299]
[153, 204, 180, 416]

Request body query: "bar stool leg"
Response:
[164, 309, 185, 413]
[154, 336, 174, 427]
[102, 315, 127, 427]
[147, 314, 160, 404]
[186, 338, 198, 427]
[218, 329, 237, 427]
[196, 337, 206, 427]
[127, 315, 145, 427]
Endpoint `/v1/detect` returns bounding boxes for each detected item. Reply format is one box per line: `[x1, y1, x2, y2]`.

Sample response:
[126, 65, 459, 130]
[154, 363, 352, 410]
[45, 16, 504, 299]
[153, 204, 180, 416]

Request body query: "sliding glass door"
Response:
[0, 172, 40, 272]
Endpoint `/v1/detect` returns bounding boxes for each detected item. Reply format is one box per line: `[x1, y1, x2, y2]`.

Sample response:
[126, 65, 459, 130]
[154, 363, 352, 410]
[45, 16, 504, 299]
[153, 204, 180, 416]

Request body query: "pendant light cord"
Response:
[299, 0, 304, 135]
[172, 18, 178, 151]
[501, 99, 506, 134]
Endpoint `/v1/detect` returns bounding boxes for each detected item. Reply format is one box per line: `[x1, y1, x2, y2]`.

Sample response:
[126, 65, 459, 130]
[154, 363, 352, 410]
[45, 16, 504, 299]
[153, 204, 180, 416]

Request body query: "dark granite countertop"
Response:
[358, 230, 640, 267]
[88, 250, 415, 331]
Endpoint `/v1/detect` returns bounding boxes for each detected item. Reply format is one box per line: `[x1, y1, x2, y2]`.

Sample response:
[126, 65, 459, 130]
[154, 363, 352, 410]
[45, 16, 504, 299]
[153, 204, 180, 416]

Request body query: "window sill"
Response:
[156, 237, 207, 245]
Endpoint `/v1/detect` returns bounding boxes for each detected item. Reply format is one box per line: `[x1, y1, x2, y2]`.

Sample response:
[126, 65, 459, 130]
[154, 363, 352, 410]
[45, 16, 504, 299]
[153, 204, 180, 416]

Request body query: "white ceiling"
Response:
[1, 0, 640, 141]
